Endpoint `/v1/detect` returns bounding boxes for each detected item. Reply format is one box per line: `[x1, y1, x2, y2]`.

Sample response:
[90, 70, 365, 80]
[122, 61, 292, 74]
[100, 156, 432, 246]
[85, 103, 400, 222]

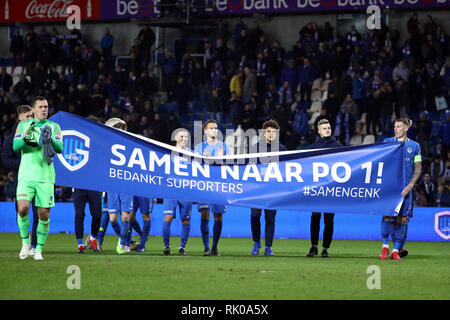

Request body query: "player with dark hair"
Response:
[163, 128, 193, 255]
[13, 96, 63, 260]
[194, 120, 230, 256]
[306, 119, 342, 258]
[380, 118, 421, 260]
[250, 119, 287, 256]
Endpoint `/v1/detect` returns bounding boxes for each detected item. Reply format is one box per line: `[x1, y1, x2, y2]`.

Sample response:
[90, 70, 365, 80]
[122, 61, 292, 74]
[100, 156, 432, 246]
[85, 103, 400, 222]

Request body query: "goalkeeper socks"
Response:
[17, 215, 30, 244]
[36, 219, 50, 252]
[111, 221, 121, 236]
[212, 220, 222, 250]
[201, 218, 210, 249]
[180, 223, 190, 248]
[162, 221, 171, 247]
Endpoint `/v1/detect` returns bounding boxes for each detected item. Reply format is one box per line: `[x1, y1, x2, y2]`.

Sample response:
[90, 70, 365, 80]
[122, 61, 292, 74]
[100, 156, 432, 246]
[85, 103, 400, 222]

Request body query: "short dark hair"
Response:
[31, 96, 47, 108]
[203, 119, 217, 130]
[262, 119, 280, 130]
[16, 105, 32, 116]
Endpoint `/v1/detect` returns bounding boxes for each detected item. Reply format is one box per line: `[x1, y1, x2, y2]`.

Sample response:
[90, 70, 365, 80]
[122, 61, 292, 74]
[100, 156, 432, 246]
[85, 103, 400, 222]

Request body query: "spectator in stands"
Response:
[0, 66, 13, 93]
[180, 52, 194, 83]
[435, 179, 450, 207]
[415, 111, 433, 158]
[174, 77, 192, 115]
[292, 107, 309, 139]
[378, 82, 395, 136]
[334, 104, 354, 146]
[243, 66, 257, 104]
[351, 70, 366, 119]
[136, 25, 155, 69]
[229, 69, 243, 100]
[100, 28, 114, 67]
[364, 90, 379, 136]
[206, 89, 223, 124]
[280, 59, 298, 94]
[346, 25, 361, 46]
[158, 50, 177, 94]
[10, 30, 24, 73]
[439, 110, 450, 161]
[148, 112, 168, 142]
[430, 156, 444, 183]
[298, 57, 315, 104]
[395, 76, 411, 117]
[419, 173, 436, 206]
[277, 81, 294, 110]
[239, 103, 257, 131]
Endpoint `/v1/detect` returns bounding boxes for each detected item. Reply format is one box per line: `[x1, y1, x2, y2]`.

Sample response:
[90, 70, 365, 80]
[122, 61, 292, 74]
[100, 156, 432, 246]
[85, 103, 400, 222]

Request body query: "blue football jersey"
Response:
[384, 137, 421, 186]
[194, 141, 229, 157]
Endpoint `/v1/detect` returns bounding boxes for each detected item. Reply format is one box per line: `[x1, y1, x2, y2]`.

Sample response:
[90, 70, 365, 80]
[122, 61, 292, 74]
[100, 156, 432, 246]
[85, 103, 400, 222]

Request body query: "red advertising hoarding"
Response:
[0, 0, 101, 23]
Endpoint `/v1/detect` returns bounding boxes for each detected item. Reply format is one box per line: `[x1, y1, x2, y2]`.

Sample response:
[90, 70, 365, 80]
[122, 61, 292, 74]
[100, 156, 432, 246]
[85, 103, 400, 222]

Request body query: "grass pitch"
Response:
[0, 233, 448, 300]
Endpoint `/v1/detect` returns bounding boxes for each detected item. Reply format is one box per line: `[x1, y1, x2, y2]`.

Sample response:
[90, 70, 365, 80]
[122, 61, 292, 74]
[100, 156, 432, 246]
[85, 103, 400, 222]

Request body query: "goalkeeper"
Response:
[13, 96, 63, 261]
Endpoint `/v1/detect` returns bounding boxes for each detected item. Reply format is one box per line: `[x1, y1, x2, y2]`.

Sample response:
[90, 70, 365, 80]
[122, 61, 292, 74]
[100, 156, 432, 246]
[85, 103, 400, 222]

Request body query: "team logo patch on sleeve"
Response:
[14, 133, 23, 139]
[54, 135, 62, 141]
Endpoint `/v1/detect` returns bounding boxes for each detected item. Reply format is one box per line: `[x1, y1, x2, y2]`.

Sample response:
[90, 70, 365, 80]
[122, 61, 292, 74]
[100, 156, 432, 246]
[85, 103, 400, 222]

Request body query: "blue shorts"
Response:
[197, 203, 226, 214]
[132, 196, 154, 214]
[105, 192, 133, 214]
[398, 193, 413, 217]
[163, 199, 192, 220]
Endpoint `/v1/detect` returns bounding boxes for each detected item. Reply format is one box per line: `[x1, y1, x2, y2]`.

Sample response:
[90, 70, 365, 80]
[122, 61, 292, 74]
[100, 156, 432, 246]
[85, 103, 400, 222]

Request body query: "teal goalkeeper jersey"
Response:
[13, 118, 63, 183]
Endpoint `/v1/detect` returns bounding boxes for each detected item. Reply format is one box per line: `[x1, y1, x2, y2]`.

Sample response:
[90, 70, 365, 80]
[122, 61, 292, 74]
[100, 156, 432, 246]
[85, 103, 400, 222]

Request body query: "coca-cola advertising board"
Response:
[0, 0, 100, 23]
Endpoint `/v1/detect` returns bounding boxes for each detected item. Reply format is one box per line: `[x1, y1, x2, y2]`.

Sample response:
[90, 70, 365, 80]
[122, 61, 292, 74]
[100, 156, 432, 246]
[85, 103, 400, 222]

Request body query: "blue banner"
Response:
[50, 112, 405, 216]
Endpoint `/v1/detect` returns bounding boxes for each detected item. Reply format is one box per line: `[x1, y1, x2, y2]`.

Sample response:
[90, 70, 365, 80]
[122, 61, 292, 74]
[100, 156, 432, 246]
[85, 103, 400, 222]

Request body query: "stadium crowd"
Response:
[1, 13, 450, 207]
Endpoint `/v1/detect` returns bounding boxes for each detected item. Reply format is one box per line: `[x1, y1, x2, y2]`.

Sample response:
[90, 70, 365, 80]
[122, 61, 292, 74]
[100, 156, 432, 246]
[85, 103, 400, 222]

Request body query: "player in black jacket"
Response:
[306, 119, 342, 258]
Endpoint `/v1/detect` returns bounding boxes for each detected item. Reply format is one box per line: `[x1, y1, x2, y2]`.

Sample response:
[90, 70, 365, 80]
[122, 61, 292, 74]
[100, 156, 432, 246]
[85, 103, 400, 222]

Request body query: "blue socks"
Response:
[393, 223, 407, 251]
[111, 221, 121, 236]
[132, 220, 143, 236]
[180, 223, 190, 248]
[140, 220, 151, 248]
[77, 238, 83, 246]
[97, 212, 110, 244]
[162, 221, 171, 247]
[380, 219, 394, 245]
[201, 218, 209, 249]
[120, 221, 130, 246]
[212, 220, 222, 250]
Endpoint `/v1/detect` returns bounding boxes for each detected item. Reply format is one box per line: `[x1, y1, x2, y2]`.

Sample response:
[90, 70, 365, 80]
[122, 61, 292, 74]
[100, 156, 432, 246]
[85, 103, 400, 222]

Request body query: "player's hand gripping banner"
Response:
[51, 112, 405, 215]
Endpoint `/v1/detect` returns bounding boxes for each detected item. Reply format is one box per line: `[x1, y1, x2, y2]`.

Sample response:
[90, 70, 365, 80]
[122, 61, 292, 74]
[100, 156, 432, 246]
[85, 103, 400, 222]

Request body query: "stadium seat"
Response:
[312, 78, 321, 91]
[308, 112, 321, 129]
[311, 90, 322, 101]
[320, 90, 328, 102]
[362, 134, 375, 145]
[320, 79, 331, 91]
[309, 101, 322, 113]
[350, 134, 363, 146]
[203, 113, 213, 121]
[13, 66, 22, 75]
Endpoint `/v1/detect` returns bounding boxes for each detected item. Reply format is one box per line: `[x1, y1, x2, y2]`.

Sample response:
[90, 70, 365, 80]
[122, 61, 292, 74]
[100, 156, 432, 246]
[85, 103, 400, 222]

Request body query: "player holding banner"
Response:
[162, 128, 193, 255]
[380, 118, 421, 260]
[194, 120, 230, 256]
[13, 96, 63, 260]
